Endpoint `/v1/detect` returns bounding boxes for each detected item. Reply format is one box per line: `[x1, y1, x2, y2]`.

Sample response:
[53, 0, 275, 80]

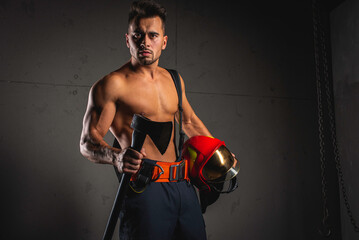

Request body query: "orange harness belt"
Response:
[131, 160, 189, 182]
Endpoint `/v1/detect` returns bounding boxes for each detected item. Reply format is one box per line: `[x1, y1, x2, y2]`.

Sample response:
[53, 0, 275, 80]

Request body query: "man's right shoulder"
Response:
[90, 70, 129, 102]
[94, 67, 130, 90]
[96, 71, 125, 88]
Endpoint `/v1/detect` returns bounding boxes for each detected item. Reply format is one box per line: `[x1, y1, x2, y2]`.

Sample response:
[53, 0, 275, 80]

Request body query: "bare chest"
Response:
[118, 76, 179, 121]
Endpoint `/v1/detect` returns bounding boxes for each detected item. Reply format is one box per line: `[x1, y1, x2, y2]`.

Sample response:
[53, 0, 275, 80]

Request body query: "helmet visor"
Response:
[202, 145, 240, 183]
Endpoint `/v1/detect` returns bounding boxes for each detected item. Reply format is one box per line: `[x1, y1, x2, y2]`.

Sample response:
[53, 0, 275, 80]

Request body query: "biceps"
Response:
[181, 93, 196, 124]
[83, 102, 116, 142]
[94, 103, 116, 135]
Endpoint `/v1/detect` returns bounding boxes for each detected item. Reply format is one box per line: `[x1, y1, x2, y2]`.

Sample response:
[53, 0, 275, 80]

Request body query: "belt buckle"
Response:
[169, 161, 185, 181]
[152, 163, 164, 182]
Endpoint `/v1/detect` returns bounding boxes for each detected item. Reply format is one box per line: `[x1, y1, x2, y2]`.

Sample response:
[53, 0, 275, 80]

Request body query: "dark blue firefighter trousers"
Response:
[119, 181, 207, 240]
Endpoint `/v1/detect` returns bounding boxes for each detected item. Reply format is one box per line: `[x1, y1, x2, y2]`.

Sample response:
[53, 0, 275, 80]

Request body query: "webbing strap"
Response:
[166, 69, 185, 162]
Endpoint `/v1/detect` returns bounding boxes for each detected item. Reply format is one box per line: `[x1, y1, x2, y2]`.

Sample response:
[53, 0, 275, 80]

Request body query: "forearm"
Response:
[80, 134, 143, 175]
[80, 135, 120, 166]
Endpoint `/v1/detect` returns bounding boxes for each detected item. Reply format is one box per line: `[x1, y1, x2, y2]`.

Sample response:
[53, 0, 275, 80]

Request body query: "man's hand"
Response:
[113, 147, 146, 174]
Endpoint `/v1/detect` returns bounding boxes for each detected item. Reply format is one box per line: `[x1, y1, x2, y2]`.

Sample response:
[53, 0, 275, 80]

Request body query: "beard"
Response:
[141, 57, 156, 65]
[138, 54, 160, 65]
[134, 47, 161, 65]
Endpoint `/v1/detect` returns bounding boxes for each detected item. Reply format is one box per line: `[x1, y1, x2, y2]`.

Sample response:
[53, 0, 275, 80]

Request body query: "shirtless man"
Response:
[80, 1, 210, 239]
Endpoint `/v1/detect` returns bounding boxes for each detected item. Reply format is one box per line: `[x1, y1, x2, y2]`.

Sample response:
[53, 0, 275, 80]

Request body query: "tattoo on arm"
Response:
[81, 136, 120, 165]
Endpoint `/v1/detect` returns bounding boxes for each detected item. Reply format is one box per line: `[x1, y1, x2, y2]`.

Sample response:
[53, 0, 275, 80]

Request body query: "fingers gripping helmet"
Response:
[182, 136, 240, 192]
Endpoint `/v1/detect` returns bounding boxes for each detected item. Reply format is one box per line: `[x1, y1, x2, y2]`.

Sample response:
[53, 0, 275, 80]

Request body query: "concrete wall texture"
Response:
[0, 0, 334, 239]
[331, 0, 359, 239]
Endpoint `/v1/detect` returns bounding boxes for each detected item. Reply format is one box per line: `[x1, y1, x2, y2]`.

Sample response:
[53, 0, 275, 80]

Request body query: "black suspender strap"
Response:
[166, 69, 185, 162]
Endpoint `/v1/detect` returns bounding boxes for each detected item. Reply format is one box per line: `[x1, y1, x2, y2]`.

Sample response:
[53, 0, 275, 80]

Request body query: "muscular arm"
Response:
[79, 75, 142, 174]
[176, 74, 212, 138]
[80, 80, 117, 164]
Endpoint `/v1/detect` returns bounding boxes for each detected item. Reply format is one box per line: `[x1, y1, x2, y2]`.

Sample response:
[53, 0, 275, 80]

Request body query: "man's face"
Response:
[126, 16, 168, 66]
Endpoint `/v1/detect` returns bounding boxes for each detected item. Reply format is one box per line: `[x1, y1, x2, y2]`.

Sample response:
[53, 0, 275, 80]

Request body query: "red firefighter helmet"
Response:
[182, 136, 240, 192]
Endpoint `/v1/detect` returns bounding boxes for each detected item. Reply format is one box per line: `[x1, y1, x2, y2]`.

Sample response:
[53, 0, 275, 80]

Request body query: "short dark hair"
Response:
[128, 0, 167, 31]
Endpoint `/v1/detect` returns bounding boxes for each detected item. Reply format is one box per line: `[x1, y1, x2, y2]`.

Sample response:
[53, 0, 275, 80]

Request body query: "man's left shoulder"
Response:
[159, 67, 182, 81]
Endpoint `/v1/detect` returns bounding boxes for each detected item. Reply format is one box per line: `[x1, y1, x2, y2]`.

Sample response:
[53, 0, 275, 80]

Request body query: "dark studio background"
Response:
[1, 0, 358, 239]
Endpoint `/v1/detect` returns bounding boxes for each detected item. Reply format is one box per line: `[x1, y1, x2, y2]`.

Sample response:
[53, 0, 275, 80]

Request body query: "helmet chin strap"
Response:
[199, 177, 239, 213]
[210, 177, 238, 193]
